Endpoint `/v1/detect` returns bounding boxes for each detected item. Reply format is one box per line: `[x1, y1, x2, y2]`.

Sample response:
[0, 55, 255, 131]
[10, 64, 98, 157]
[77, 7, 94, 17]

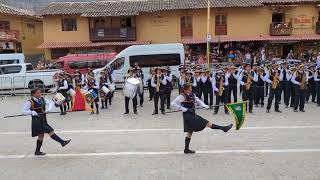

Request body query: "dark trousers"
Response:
[267, 87, 280, 111]
[203, 87, 213, 106]
[164, 88, 172, 109]
[255, 86, 265, 105]
[148, 86, 154, 100]
[294, 85, 306, 111]
[290, 82, 295, 107]
[138, 92, 144, 106]
[316, 82, 320, 105]
[229, 84, 237, 103]
[265, 82, 269, 97]
[214, 92, 228, 113]
[306, 82, 316, 102]
[125, 95, 137, 113]
[242, 88, 253, 112]
[280, 81, 291, 106]
[154, 90, 165, 113]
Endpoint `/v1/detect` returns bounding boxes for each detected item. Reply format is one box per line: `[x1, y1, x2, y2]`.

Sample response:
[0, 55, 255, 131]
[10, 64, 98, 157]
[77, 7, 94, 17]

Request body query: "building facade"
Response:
[0, 4, 44, 62]
[38, 0, 320, 60]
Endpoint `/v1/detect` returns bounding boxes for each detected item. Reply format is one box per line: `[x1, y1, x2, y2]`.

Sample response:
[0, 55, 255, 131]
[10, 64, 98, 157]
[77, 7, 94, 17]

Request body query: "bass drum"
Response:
[123, 78, 140, 99]
[52, 93, 66, 106]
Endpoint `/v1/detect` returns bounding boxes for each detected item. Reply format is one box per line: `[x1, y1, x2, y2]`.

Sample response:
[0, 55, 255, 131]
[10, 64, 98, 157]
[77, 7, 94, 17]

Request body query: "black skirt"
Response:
[31, 115, 54, 137]
[183, 113, 209, 132]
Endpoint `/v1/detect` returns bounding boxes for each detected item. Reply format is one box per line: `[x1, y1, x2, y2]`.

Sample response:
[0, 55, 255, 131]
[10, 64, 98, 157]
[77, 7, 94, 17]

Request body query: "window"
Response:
[0, 21, 10, 30]
[272, 13, 284, 23]
[26, 64, 34, 71]
[109, 57, 125, 70]
[26, 23, 35, 34]
[180, 16, 193, 38]
[215, 14, 227, 35]
[51, 49, 70, 60]
[68, 60, 108, 69]
[129, 54, 181, 67]
[61, 18, 77, 31]
[0, 59, 19, 65]
[0, 65, 22, 74]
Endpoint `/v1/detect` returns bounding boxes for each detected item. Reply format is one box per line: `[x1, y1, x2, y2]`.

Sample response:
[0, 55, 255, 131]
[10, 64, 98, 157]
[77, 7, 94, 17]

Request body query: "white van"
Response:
[94, 43, 185, 88]
[0, 53, 25, 65]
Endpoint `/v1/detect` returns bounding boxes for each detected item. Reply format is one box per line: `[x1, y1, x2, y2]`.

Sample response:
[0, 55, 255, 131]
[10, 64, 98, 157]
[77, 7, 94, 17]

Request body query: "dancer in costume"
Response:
[171, 84, 233, 154]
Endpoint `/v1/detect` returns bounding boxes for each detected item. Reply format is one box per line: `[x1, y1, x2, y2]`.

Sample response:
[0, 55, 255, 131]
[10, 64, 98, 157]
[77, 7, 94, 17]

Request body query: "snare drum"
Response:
[101, 86, 110, 95]
[85, 90, 98, 103]
[67, 88, 76, 97]
[52, 93, 66, 106]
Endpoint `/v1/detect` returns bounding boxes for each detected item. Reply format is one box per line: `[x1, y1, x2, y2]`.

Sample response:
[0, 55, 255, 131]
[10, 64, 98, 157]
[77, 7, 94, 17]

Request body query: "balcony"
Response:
[0, 29, 20, 41]
[270, 22, 292, 36]
[90, 27, 136, 42]
[316, 22, 320, 34]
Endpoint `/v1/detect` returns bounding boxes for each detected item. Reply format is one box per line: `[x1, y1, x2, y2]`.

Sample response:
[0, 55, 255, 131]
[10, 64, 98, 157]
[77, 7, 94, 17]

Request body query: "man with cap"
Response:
[201, 69, 213, 108]
[124, 67, 138, 114]
[227, 66, 240, 103]
[279, 61, 292, 108]
[239, 63, 257, 113]
[264, 63, 283, 113]
[212, 69, 229, 114]
[291, 64, 308, 112]
[178, 65, 186, 94]
[151, 67, 167, 115]
[254, 66, 266, 107]
[305, 65, 316, 103]
[314, 66, 320, 106]
[164, 67, 173, 110]
[185, 70, 197, 92]
[84, 74, 100, 115]
[57, 73, 68, 115]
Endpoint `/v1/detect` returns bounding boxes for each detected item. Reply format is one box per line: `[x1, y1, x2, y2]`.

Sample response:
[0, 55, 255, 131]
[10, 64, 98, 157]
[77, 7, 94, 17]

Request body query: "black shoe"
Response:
[152, 112, 158, 115]
[225, 111, 229, 115]
[213, 111, 218, 115]
[285, 105, 288, 108]
[261, 104, 264, 107]
[300, 109, 306, 112]
[101, 106, 105, 109]
[34, 151, 46, 156]
[294, 109, 298, 112]
[255, 104, 259, 108]
[266, 109, 270, 113]
[90, 111, 94, 115]
[275, 110, 282, 113]
[222, 124, 233, 132]
[149, 99, 152, 101]
[209, 106, 213, 110]
[290, 104, 294, 107]
[184, 149, 196, 154]
[167, 107, 171, 110]
[124, 112, 129, 114]
[62, 139, 71, 147]
[140, 105, 143, 107]
[96, 110, 99, 114]
[60, 112, 64, 115]
[161, 111, 166, 115]
[134, 111, 138, 115]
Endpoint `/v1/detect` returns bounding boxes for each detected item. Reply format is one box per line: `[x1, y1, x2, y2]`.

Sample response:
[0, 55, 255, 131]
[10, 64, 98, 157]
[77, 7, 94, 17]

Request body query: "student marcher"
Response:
[171, 84, 233, 154]
[23, 88, 71, 156]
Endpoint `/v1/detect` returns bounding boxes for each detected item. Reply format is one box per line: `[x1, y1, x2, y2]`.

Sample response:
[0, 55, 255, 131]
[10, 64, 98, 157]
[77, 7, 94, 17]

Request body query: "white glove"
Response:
[31, 111, 38, 116]
[181, 107, 188, 112]
[204, 105, 210, 109]
[45, 109, 50, 113]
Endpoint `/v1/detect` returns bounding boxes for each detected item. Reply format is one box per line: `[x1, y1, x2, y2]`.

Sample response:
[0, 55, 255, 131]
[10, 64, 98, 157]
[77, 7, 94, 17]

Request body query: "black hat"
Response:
[244, 63, 251, 68]
[128, 67, 134, 73]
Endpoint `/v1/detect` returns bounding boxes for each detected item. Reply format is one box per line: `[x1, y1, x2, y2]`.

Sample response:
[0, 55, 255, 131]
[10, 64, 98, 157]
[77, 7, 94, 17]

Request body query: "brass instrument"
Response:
[271, 72, 279, 89]
[300, 72, 307, 90]
[245, 72, 252, 90]
[156, 75, 160, 92]
[218, 77, 224, 97]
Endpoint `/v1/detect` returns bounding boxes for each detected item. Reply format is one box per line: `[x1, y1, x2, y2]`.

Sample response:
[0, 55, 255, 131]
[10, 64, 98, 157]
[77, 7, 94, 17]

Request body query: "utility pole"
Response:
[206, 0, 211, 65]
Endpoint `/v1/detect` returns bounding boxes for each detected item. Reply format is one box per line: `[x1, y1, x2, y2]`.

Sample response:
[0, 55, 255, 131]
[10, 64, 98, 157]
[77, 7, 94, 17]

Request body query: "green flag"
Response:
[226, 102, 246, 130]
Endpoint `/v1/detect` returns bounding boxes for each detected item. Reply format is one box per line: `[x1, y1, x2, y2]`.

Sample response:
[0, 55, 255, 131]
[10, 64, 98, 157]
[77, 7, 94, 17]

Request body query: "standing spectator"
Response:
[287, 50, 294, 60]
[260, 49, 266, 65]
[245, 51, 251, 64]
[316, 52, 320, 68]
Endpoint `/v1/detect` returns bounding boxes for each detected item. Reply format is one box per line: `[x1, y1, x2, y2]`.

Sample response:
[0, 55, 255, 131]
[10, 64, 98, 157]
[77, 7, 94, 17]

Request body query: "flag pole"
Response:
[206, 0, 211, 65]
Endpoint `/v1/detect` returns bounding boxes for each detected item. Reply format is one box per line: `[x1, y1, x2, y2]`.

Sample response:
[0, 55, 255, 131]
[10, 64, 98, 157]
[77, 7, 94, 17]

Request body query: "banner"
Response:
[226, 102, 246, 130]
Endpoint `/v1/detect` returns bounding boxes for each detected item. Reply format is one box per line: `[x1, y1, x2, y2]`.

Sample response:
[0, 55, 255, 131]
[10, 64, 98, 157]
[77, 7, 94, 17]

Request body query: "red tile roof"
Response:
[182, 35, 320, 44]
[38, 41, 151, 49]
[0, 3, 39, 18]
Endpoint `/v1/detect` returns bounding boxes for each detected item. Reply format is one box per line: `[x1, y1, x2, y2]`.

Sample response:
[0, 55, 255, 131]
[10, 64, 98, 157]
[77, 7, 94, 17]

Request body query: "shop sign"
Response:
[293, 15, 313, 29]
[0, 42, 14, 50]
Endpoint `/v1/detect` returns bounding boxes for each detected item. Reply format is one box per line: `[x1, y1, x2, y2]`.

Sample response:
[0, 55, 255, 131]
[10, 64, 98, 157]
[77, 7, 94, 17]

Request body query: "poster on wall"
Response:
[293, 15, 313, 29]
[0, 41, 14, 50]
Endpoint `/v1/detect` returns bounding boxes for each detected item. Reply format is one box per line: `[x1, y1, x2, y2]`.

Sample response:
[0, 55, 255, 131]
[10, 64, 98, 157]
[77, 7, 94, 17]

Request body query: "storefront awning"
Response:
[38, 41, 151, 49]
[182, 35, 320, 44]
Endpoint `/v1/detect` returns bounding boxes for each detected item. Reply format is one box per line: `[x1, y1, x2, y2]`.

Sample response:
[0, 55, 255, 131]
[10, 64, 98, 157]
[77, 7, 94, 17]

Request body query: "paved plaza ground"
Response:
[0, 91, 319, 180]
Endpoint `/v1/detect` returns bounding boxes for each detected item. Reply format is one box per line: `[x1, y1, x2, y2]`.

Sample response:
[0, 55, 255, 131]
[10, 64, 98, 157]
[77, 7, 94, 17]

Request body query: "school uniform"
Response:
[201, 75, 213, 107]
[136, 72, 145, 106]
[279, 68, 292, 107]
[124, 75, 138, 114]
[227, 72, 239, 103]
[151, 74, 167, 114]
[291, 71, 308, 111]
[306, 71, 316, 103]
[254, 73, 266, 106]
[164, 72, 173, 109]
[314, 69, 320, 106]
[239, 70, 257, 113]
[147, 74, 154, 101]
[212, 74, 229, 114]
[265, 69, 283, 112]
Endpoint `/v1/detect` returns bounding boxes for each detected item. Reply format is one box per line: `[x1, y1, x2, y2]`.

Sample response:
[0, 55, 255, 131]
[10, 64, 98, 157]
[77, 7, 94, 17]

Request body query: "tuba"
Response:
[245, 72, 252, 90]
[218, 77, 224, 97]
[272, 72, 280, 89]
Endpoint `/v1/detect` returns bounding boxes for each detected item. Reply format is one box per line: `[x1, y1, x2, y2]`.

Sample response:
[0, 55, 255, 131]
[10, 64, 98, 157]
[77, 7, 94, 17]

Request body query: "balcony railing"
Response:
[0, 29, 20, 40]
[90, 27, 136, 41]
[181, 27, 193, 39]
[316, 22, 320, 34]
[270, 22, 292, 36]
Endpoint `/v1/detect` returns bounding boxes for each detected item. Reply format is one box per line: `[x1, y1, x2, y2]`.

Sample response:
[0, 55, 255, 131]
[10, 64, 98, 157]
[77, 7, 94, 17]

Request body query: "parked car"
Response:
[0, 53, 25, 65]
[56, 53, 117, 74]
[0, 63, 61, 91]
[94, 43, 185, 88]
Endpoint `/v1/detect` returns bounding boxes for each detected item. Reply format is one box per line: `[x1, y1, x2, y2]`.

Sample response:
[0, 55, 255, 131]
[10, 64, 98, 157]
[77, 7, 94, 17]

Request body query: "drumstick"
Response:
[3, 109, 94, 118]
